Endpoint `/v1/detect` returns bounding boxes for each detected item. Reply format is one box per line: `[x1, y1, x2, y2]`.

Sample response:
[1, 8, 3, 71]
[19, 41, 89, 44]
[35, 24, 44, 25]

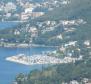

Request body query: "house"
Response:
[84, 40, 90, 46]
[70, 80, 79, 84]
[57, 34, 63, 39]
[14, 30, 20, 35]
[20, 13, 29, 20]
[25, 8, 34, 14]
[31, 12, 44, 18]
[4, 2, 16, 12]
[82, 78, 91, 84]
[29, 27, 38, 37]
[64, 41, 77, 47]
[59, 46, 65, 52]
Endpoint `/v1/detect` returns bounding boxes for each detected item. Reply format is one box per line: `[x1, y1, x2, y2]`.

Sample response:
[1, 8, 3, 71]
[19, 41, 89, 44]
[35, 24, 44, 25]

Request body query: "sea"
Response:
[0, 22, 19, 29]
[0, 47, 55, 84]
[0, 0, 50, 83]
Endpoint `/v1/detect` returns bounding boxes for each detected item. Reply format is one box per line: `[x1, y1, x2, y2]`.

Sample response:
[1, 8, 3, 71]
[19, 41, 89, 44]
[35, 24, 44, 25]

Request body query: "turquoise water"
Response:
[0, 47, 55, 84]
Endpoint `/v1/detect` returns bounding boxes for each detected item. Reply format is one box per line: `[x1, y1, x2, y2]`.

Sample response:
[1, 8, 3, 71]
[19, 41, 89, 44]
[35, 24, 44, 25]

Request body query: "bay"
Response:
[0, 47, 56, 84]
[0, 22, 19, 29]
[0, 0, 51, 83]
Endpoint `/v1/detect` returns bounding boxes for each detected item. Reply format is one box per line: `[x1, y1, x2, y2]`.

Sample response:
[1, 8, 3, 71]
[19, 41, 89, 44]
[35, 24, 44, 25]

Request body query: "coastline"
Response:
[0, 43, 58, 48]
[6, 54, 82, 66]
[5, 54, 63, 65]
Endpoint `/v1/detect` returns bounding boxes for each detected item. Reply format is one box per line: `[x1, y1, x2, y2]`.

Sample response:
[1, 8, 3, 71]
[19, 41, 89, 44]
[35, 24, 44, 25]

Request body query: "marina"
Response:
[0, 47, 55, 84]
[5, 53, 82, 66]
[6, 54, 63, 65]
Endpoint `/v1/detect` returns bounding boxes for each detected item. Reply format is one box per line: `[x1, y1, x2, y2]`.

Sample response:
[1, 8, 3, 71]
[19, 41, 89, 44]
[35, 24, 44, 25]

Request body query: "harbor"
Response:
[6, 54, 63, 65]
[0, 47, 55, 84]
[5, 53, 82, 65]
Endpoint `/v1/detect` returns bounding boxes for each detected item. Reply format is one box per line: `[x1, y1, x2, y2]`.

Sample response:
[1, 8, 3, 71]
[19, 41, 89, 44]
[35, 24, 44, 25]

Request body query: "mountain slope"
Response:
[0, 0, 91, 46]
[36, 0, 91, 21]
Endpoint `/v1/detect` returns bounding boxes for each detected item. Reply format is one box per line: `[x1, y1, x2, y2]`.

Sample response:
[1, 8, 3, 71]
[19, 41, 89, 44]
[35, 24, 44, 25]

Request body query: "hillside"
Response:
[29, 0, 91, 45]
[1, 0, 91, 84]
[0, 0, 91, 46]
[14, 0, 91, 84]
[35, 0, 91, 20]
[15, 59, 91, 84]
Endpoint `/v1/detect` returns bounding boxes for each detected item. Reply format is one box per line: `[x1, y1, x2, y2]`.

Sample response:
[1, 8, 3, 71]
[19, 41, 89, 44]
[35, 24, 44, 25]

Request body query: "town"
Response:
[1, 0, 91, 84]
[0, 0, 70, 21]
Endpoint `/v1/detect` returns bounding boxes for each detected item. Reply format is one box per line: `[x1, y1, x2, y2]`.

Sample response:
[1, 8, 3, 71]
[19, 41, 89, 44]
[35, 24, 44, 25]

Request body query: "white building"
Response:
[57, 34, 63, 39]
[29, 27, 38, 37]
[64, 41, 77, 47]
[20, 13, 29, 20]
[84, 40, 90, 46]
[14, 30, 20, 35]
[4, 2, 16, 12]
[25, 8, 34, 14]
[70, 80, 79, 84]
[5, 13, 11, 18]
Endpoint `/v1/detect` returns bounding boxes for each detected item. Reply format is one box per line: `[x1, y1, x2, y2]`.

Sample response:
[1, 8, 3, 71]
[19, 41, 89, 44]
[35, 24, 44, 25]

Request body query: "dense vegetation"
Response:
[36, 0, 91, 21]
[15, 58, 91, 84]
